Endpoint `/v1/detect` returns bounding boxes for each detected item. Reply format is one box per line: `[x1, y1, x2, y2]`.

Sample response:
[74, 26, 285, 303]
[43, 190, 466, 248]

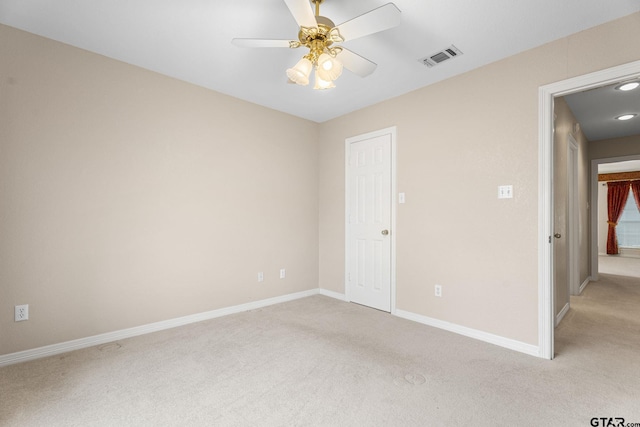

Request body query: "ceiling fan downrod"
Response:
[312, 0, 324, 17]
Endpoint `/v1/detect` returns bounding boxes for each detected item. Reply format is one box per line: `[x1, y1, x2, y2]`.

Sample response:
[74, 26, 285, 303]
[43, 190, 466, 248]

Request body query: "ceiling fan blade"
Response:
[284, 0, 318, 29]
[232, 39, 294, 48]
[334, 3, 401, 41]
[338, 48, 377, 77]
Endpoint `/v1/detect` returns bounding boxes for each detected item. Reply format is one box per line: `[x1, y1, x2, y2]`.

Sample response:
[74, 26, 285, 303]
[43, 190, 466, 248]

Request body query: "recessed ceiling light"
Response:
[615, 82, 640, 91]
[616, 114, 637, 121]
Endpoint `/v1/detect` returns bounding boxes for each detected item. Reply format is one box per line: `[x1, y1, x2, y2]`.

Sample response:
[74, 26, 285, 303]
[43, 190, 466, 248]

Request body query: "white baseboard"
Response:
[555, 302, 570, 326]
[2, 289, 545, 366]
[318, 288, 347, 301]
[618, 248, 640, 258]
[579, 276, 591, 294]
[0, 289, 318, 367]
[395, 309, 540, 358]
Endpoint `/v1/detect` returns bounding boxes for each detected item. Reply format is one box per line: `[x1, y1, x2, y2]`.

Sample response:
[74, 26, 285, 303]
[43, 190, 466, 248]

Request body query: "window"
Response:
[617, 188, 640, 248]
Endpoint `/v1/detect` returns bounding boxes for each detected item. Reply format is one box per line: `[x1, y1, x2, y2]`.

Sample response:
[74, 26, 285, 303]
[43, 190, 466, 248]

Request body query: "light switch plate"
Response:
[498, 185, 513, 199]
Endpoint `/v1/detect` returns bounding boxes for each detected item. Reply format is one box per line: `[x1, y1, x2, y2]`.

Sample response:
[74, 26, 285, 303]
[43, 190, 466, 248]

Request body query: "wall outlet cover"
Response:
[15, 304, 29, 322]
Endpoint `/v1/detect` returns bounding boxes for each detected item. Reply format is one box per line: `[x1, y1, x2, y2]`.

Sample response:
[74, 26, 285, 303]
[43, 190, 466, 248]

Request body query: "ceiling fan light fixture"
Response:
[233, 0, 402, 90]
[286, 57, 313, 85]
[317, 53, 343, 81]
[313, 69, 335, 90]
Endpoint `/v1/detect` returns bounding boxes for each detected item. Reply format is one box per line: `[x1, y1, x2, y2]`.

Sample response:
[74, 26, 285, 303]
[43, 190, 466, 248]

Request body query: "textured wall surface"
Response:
[1, 25, 319, 355]
[318, 13, 640, 345]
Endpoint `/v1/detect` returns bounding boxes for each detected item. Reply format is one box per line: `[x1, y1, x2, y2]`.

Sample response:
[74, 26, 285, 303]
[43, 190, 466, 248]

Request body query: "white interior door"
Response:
[568, 135, 580, 296]
[346, 130, 393, 312]
[553, 128, 568, 323]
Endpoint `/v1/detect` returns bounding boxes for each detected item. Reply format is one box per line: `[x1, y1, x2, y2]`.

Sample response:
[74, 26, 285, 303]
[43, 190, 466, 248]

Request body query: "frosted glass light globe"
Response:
[317, 53, 343, 81]
[286, 58, 313, 86]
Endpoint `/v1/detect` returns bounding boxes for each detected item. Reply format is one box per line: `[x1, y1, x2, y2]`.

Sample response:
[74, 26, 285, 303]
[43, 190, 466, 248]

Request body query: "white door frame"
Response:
[538, 60, 640, 360]
[345, 126, 397, 314]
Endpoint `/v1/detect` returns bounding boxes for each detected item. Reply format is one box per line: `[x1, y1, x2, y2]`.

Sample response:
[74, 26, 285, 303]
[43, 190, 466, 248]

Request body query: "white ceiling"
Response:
[1, 0, 639, 123]
[564, 80, 640, 142]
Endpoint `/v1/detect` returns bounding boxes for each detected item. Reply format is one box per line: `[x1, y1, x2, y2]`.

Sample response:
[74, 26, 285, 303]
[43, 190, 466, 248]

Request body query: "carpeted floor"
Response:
[1, 275, 639, 426]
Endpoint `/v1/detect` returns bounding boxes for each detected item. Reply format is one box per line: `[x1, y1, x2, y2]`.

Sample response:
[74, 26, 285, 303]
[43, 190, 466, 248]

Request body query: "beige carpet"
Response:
[1, 277, 639, 426]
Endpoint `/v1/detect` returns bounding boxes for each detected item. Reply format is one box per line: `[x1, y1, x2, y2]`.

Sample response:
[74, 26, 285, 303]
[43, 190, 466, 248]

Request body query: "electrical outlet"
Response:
[435, 285, 442, 297]
[258, 272, 264, 282]
[280, 268, 286, 279]
[15, 304, 29, 322]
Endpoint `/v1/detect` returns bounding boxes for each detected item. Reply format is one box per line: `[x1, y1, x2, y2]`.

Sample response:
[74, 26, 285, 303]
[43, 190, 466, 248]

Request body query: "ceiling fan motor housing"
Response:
[298, 16, 335, 45]
[297, 16, 339, 62]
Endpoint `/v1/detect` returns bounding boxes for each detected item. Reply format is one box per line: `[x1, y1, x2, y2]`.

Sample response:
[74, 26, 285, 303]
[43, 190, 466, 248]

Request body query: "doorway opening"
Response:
[539, 59, 640, 360]
[592, 156, 640, 278]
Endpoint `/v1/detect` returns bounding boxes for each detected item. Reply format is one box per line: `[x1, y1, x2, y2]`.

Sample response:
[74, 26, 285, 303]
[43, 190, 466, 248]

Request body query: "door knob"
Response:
[381, 229, 389, 236]
[554, 233, 561, 239]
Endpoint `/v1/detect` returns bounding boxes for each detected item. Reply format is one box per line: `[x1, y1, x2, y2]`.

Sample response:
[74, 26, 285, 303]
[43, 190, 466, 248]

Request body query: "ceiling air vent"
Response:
[419, 45, 463, 68]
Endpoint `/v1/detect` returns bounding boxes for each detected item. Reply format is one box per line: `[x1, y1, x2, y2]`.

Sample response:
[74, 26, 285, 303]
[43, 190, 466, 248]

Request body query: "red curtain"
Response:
[606, 181, 631, 254]
[631, 181, 640, 212]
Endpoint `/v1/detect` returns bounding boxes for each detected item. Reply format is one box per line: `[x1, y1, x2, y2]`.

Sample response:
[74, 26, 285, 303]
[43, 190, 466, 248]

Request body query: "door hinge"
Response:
[548, 235, 551, 243]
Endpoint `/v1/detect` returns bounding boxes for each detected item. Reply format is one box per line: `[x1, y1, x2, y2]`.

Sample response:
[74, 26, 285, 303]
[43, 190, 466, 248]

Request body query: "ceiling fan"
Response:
[232, 0, 401, 90]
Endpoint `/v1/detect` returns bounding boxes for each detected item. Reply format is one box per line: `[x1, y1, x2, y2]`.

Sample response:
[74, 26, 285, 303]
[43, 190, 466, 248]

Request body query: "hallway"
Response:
[598, 254, 640, 278]
[555, 266, 640, 366]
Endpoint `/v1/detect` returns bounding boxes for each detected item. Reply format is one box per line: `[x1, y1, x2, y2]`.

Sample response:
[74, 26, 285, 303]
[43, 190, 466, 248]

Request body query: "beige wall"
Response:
[0, 25, 319, 355]
[3, 11, 640, 357]
[590, 135, 640, 161]
[318, 12, 640, 345]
